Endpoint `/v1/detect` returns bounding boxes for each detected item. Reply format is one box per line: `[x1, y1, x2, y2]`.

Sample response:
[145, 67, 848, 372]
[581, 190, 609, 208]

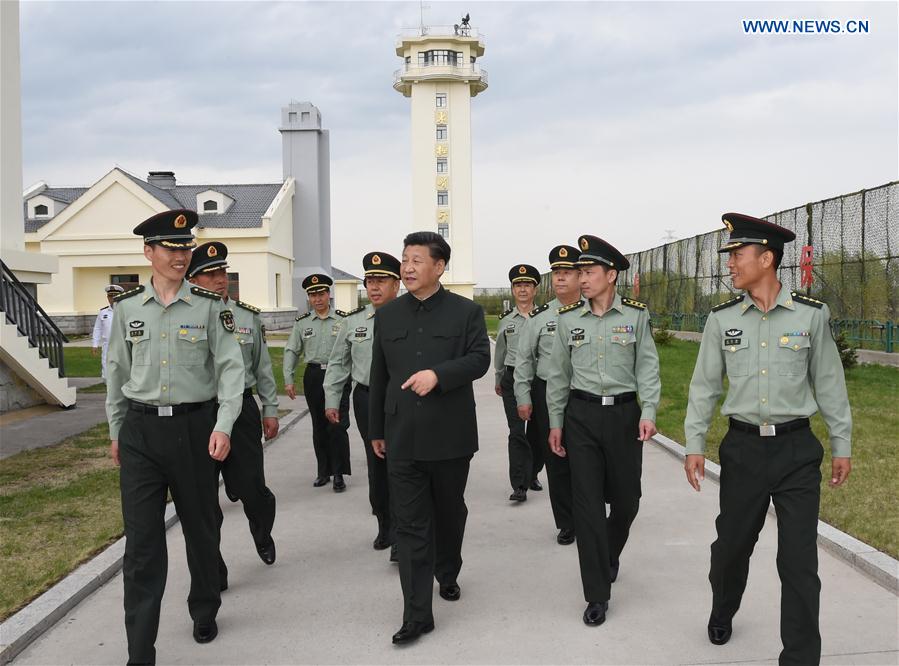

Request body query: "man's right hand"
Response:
[548, 428, 566, 457]
[517, 404, 532, 421]
[494, 385, 502, 396]
[684, 454, 705, 491]
[325, 408, 340, 424]
[372, 439, 386, 459]
[110, 440, 120, 466]
[286, 384, 297, 400]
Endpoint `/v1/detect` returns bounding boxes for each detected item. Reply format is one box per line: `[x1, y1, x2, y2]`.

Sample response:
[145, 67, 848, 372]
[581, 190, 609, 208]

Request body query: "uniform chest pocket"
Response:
[385, 329, 407, 343]
[777, 336, 810, 376]
[129, 330, 152, 366]
[722, 338, 750, 376]
[610, 332, 637, 366]
[567, 331, 592, 362]
[432, 328, 462, 354]
[176, 329, 209, 366]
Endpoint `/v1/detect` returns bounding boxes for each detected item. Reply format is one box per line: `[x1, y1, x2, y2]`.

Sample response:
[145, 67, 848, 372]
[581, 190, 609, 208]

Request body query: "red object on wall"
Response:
[800, 245, 814, 288]
[633, 273, 640, 298]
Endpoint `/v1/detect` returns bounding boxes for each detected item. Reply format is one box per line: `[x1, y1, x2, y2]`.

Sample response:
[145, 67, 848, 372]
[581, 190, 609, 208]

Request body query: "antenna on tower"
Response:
[419, 1, 430, 35]
[662, 229, 677, 242]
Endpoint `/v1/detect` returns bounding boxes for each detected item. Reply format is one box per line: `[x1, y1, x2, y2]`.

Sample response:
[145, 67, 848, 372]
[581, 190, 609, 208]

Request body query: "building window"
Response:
[437, 191, 449, 206]
[436, 125, 447, 141]
[437, 158, 448, 173]
[288, 111, 297, 123]
[34, 204, 49, 216]
[438, 223, 449, 239]
[110, 273, 140, 290]
[275, 273, 281, 308]
[436, 93, 447, 108]
[203, 199, 218, 212]
[227, 272, 240, 301]
[418, 49, 462, 66]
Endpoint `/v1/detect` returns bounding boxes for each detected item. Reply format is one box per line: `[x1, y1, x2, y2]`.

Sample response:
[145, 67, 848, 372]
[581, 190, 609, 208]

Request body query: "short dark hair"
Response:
[403, 231, 451, 264]
[754, 244, 783, 270]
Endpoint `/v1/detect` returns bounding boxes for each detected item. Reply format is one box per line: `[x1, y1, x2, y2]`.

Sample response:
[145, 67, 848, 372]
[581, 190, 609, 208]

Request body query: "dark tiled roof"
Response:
[24, 172, 283, 233]
[332, 267, 362, 282]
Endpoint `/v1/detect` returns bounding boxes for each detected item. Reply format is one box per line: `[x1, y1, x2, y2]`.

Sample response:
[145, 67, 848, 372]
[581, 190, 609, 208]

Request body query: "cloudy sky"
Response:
[19, 1, 897, 286]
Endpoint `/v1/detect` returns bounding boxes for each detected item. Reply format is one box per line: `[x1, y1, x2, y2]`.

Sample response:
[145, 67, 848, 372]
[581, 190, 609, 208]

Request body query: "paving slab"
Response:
[11, 367, 898, 665]
[0, 391, 106, 459]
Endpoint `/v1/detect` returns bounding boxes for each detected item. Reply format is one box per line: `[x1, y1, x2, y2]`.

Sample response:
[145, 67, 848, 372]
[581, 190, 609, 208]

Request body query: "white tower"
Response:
[393, 23, 487, 299]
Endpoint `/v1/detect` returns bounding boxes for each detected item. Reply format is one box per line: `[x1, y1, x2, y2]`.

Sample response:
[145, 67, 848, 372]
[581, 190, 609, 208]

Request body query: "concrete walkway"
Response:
[12, 370, 898, 665]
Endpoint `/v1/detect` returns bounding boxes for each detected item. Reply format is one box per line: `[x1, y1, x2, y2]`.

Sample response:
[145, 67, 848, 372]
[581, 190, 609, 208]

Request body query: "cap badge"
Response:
[580, 238, 589, 251]
[174, 214, 187, 229]
[311, 276, 319, 284]
[207, 245, 217, 257]
[372, 254, 381, 265]
[518, 265, 527, 274]
[558, 247, 568, 258]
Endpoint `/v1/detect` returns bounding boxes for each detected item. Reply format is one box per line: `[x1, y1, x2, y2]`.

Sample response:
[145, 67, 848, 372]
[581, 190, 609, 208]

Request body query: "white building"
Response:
[393, 24, 488, 299]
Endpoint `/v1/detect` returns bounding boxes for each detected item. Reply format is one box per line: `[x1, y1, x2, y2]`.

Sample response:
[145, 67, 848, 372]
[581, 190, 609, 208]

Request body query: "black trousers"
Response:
[500, 367, 543, 490]
[565, 396, 643, 603]
[303, 364, 351, 477]
[118, 403, 221, 665]
[388, 456, 471, 624]
[216, 395, 276, 575]
[353, 384, 393, 541]
[710, 425, 823, 666]
[533, 378, 573, 530]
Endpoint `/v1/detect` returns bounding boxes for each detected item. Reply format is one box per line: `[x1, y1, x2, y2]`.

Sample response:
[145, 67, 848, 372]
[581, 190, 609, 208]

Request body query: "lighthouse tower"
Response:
[393, 23, 487, 299]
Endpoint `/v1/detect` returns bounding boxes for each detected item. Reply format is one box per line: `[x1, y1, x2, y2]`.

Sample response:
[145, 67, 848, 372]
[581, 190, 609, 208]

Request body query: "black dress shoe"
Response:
[509, 487, 527, 502]
[557, 528, 575, 545]
[391, 620, 434, 644]
[438, 582, 461, 601]
[610, 561, 619, 583]
[373, 533, 391, 550]
[193, 619, 218, 643]
[389, 544, 398, 563]
[529, 479, 543, 491]
[333, 474, 346, 492]
[256, 536, 276, 565]
[583, 601, 608, 626]
[708, 623, 733, 645]
[313, 476, 330, 487]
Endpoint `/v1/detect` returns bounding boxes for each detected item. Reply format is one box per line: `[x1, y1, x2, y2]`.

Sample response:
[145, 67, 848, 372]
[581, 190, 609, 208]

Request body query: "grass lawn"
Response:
[65, 347, 304, 395]
[0, 422, 121, 621]
[655, 339, 899, 559]
[485, 314, 498, 338]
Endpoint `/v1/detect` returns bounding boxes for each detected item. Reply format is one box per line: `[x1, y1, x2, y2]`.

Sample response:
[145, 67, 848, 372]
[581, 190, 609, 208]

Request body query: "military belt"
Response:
[729, 417, 810, 437]
[505, 365, 515, 372]
[571, 390, 636, 406]
[128, 399, 212, 417]
[243, 388, 254, 398]
[307, 362, 328, 370]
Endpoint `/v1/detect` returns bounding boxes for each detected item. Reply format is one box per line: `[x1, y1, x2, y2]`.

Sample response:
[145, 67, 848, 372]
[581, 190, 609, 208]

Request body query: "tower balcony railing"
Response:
[397, 25, 485, 39]
[393, 62, 488, 94]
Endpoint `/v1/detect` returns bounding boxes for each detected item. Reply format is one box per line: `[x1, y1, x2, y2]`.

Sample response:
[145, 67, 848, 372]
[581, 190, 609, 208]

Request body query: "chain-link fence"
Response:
[616, 181, 899, 346]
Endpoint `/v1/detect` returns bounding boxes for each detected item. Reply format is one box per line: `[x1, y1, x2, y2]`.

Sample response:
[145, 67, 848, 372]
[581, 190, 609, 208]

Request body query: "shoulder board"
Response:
[791, 292, 824, 309]
[113, 285, 144, 302]
[622, 297, 647, 310]
[190, 286, 221, 300]
[235, 299, 261, 314]
[345, 305, 366, 317]
[529, 303, 549, 318]
[558, 300, 584, 315]
[100, 305, 111, 311]
[335, 310, 348, 317]
[295, 312, 311, 321]
[500, 307, 514, 319]
[711, 294, 745, 312]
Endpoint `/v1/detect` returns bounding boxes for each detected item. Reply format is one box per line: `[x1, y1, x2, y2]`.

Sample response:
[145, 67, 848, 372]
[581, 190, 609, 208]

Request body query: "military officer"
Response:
[546, 234, 660, 627]
[495, 263, 545, 502]
[684, 213, 852, 665]
[187, 242, 279, 581]
[514, 245, 582, 544]
[324, 252, 401, 557]
[369, 231, 491, 645]
[284, 273, 352, 491]
[105, 210, 244, 663]
[92, 284, 125, 380]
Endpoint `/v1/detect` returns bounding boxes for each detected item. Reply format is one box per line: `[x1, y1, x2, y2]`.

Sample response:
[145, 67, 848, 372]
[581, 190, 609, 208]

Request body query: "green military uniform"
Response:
[546, 235, 660, 620]
[186, 242, 279, 575]
[106, 210, 244, 664]
[495, 278, 545, 496]
[284, 278, 351, 484]
[514, 297, 574, 533]
[684, 213, 852, 665]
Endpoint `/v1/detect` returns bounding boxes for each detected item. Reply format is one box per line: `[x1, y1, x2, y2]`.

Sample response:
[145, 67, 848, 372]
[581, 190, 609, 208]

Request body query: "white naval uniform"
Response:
[92, 305, 114, 379]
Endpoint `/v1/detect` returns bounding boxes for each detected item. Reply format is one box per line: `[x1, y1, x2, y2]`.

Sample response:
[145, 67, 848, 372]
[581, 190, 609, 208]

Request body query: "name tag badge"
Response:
[354, 326, 368, 339]
[570, 327, 585, 343]
[545, 320, 556, 333]
[724, 337, 742, 346]
[302, 327, 315, 339]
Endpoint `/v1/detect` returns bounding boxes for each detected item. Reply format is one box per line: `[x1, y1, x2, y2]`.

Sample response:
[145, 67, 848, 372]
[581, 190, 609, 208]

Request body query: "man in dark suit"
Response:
[370, 231, 491, 646]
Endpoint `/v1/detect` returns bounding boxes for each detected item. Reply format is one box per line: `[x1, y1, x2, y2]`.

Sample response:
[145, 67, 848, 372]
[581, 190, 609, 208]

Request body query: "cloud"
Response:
[19, 1, 897, 286]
